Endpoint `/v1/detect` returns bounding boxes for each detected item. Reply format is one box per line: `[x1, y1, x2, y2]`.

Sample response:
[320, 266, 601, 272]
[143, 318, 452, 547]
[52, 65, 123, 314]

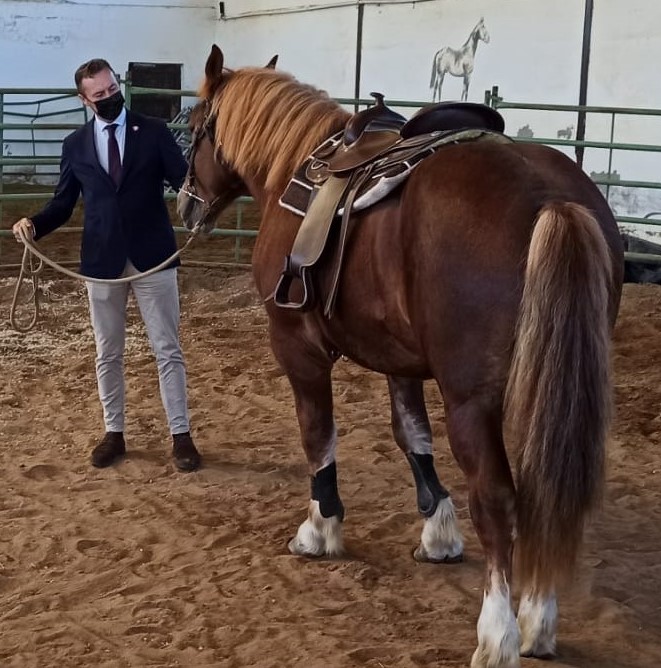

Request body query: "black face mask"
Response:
[95, 91, 124, 122]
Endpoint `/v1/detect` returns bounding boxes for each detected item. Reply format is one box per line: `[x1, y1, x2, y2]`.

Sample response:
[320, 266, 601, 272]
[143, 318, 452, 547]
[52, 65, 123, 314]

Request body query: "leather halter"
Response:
[180, 100, 225, 224]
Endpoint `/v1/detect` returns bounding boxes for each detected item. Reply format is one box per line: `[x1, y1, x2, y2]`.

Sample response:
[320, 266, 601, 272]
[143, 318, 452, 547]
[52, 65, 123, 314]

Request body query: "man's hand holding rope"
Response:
[12, 217, 35, 243]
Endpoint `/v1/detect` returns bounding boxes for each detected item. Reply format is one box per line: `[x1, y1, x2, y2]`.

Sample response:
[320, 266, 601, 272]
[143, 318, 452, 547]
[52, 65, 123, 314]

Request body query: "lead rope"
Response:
[9, 221, 204, 333]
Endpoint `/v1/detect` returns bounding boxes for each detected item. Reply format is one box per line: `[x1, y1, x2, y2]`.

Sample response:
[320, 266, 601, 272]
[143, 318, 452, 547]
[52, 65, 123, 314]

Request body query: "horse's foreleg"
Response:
[445, 397, 520, 668]
[288, 390, 343, 558]
[289, 485, 344, 557]
[387, 375, 463, 563]
[275, 341, 344, 558]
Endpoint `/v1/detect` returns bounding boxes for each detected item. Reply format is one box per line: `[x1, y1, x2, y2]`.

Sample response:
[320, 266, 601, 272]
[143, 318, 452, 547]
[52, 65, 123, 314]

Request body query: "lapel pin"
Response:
[132, 125, 139, 131]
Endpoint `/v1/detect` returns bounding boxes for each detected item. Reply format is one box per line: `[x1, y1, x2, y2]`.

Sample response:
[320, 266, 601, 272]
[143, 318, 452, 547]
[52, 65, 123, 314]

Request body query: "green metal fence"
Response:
[0, 81, 258, 268]
[3, 80, 661, 271]
[485, 85, 661, 245]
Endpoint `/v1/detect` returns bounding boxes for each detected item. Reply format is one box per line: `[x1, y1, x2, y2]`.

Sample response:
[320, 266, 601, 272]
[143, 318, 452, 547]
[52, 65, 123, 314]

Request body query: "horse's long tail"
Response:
[505, 202, 613, 592]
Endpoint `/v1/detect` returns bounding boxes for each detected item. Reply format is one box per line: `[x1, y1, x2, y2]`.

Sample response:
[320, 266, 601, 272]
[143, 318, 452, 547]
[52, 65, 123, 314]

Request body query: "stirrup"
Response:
[274, 257, 316, 311]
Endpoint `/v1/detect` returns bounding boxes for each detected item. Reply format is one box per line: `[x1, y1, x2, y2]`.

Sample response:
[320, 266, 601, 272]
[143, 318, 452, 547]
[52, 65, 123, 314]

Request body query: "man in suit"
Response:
[12, 58, 201, 472]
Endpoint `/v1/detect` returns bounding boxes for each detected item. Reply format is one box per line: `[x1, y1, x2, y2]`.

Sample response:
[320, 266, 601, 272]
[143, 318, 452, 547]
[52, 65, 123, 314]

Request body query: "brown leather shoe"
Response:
[91, 431, 126, 468]
[172, 432, 201, 472]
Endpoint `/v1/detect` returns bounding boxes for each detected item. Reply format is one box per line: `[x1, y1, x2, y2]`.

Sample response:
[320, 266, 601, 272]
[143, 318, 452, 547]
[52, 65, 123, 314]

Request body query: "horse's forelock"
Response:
[212, 68, 350, 192]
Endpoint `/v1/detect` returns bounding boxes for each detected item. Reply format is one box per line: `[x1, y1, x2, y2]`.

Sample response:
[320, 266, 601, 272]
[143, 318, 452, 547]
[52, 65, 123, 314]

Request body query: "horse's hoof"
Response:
[520, 638, 556, 660]
[413, 544, 463, 564]
[471, 647, 520, 668]
[287, 536, 324, 558]
[520, 648, 555, 660]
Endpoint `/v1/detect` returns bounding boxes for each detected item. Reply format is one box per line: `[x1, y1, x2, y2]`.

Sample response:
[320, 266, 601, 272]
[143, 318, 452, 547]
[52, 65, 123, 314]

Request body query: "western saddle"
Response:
[274, 93, 507, 316]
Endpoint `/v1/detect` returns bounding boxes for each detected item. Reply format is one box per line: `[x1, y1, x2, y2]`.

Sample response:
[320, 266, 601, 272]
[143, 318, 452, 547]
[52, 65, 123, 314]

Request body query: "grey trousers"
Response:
[86, 263, 190, 435]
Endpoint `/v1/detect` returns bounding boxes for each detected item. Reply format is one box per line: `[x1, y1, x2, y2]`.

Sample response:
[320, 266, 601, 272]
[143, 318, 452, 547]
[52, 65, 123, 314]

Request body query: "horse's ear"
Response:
[265, 55, 278, 69]
[205, 44, 225, 89]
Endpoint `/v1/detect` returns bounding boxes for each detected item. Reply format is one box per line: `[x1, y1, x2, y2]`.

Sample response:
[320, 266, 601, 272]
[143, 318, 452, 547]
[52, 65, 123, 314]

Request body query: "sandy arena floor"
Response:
[0, 266, 660, 668]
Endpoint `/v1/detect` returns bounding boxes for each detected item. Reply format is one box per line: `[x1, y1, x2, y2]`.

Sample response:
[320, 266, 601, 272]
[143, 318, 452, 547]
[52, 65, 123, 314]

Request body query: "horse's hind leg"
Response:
[271, 335, 344, 558]
[444, 396, 520, 668]
[436, 71, 445, 102]
[388, 375, 463, 563]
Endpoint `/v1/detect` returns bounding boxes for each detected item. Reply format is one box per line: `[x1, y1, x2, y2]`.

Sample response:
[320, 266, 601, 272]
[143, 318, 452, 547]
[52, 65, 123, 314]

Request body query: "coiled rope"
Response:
[9, 222, 203, 333]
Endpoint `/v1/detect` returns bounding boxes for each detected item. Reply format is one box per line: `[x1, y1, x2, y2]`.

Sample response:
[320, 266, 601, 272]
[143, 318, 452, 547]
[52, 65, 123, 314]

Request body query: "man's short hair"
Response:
[74, 58, 117, 92]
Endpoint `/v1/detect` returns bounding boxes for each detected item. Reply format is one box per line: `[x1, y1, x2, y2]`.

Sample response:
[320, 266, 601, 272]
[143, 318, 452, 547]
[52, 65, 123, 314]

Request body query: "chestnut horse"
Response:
[178, 45, 624, 667]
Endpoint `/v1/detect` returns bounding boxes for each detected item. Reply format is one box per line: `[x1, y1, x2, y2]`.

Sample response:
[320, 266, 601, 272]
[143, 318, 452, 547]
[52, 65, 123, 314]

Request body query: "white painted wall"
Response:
[3, 0, 661, 225]
[213, 0, 661, 226]
[214, 5, 357, 99]
[213, 0, 584, 158]
[1, 0, 218, 178]
[0, 0, 217, 90]
[215, 0, 584, 106]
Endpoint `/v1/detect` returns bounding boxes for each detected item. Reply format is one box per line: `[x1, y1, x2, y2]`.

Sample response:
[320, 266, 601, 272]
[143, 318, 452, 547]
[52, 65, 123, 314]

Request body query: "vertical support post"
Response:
[576, 0, 594, 168]
[354, 2, 364, 112]
[606, 111, 615, 204]
[486, 85, 500, 109]
[0, 91, 4, 265]
[123, 71, 132, 110]
[234, 200, 243, 264]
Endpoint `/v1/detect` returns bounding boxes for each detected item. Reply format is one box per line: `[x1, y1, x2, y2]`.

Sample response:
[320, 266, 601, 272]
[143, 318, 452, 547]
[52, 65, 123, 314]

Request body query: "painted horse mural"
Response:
[430, 17, 490, 102]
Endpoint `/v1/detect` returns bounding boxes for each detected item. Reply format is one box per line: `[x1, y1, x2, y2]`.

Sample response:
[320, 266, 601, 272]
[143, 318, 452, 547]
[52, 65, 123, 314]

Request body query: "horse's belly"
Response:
[324, 319, 431, 378]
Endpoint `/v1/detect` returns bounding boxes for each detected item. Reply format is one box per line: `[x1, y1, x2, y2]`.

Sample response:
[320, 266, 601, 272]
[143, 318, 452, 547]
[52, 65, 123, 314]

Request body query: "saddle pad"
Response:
[279, 128, 512, 218]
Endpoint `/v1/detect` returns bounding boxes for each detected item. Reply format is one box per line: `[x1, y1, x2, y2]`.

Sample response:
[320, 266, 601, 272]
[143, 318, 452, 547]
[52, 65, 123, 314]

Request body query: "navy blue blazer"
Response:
[31, 110, 188, 279]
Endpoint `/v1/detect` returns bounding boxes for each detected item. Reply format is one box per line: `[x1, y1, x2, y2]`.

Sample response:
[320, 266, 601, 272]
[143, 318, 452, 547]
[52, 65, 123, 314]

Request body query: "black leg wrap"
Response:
[310, 461, 345, 521]
[406, 453, 449, 518]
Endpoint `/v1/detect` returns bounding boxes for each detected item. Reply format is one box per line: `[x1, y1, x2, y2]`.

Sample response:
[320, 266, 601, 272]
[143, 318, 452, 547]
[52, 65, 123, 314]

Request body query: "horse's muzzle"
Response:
[177, 187, 204, 231]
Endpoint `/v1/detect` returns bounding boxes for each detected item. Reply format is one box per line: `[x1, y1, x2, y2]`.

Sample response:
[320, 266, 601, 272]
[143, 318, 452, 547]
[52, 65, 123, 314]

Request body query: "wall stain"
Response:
[36, 35, 63, 45]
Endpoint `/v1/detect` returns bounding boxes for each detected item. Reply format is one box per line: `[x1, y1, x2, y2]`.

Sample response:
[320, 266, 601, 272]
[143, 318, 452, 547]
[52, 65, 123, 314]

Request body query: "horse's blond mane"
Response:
[208, 68, 350, 192]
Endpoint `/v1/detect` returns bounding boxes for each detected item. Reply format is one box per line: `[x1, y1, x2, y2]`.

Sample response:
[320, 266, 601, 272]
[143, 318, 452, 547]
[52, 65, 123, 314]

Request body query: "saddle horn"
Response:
[343, 92, 407, 146]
